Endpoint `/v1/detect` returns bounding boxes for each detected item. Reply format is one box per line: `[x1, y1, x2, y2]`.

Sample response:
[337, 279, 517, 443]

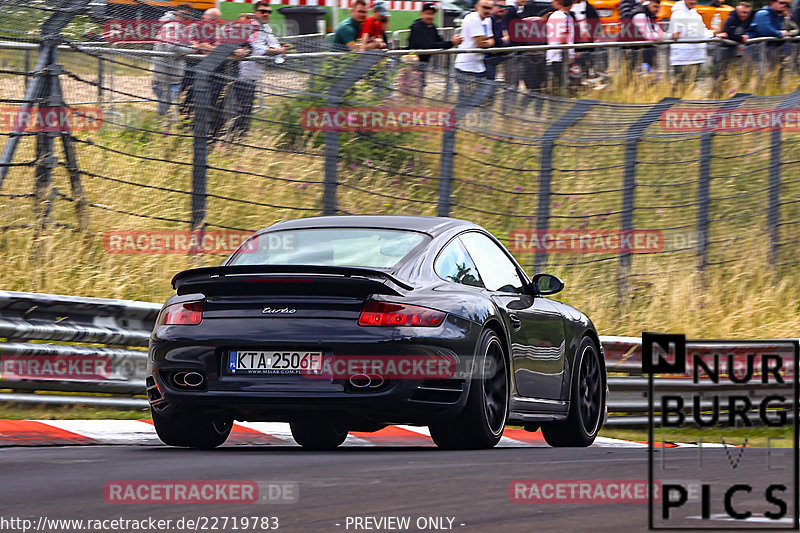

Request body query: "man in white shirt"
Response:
[454, 0, 495, 103]
[668, 0, 714, 90]
[546, 0, 575, 94]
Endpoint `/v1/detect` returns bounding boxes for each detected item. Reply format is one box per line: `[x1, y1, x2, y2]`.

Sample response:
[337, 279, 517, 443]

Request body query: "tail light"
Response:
[157, 301, 203, 325]
[358, 301, 446, 327]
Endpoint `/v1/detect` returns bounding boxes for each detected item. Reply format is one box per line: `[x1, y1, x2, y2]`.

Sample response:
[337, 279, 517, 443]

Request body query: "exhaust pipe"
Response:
[348, 374, 384, 389]
[183, 372, 205, 387]
[366, 374, 384, 388]
[172, 371, 205, 388]
[349, 374, 371, 388]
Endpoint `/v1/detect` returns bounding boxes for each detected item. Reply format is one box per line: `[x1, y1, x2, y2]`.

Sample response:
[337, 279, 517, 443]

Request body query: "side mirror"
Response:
[531, 273, 564, 296]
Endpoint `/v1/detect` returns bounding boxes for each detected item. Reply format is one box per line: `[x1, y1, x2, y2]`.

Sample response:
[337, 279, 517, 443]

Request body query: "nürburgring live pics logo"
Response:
[644, 332, 799, 530]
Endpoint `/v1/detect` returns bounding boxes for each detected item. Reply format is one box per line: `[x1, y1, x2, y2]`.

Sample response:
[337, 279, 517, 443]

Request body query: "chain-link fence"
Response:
[1, 0, 799, 310]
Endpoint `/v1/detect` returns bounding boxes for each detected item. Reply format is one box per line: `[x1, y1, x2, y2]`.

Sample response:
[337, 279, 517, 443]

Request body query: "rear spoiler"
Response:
[171, 265, 414, 297]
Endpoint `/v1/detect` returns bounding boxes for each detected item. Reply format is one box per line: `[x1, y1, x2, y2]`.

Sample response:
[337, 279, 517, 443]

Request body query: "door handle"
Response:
[509, 313, 522, 330]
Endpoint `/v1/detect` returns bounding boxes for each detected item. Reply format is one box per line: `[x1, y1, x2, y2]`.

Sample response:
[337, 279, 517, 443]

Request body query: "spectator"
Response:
[483, 0, 511, 81]
[571, 0, 601, 77]
[331, 0, 374, 51]
[791, 2, 800, 71]
[713, 1, 751, 94]
[668, 0, 714, 88]
[151, 3, 195, 116]
[503, 0, 551, 110]
[179, 8, 223, 122]
[747, 0, 790, 68]
[571, 0, 600, 43]
[407, 3, 463, 89]
[747, 0, 789, 40]
[630, 0, 666, 73]
[237, 13, 255, 22]
[359, 0, 390, 50]
[546, 0, 575, 95]
[454, 0, 495, 103]
[230, 1, 288, 139]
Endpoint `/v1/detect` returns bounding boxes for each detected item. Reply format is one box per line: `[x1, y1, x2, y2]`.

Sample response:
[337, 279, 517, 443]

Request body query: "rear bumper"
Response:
[146, 316, 479, 425]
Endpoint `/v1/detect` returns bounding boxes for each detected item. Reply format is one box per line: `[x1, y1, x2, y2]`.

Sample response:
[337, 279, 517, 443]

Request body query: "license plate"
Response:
[228, 350, 324, 375]
[597, 9, 612, 17]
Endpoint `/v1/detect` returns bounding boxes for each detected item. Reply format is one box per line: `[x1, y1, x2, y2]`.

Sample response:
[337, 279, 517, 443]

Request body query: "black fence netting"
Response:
[0, 0, 798, 323]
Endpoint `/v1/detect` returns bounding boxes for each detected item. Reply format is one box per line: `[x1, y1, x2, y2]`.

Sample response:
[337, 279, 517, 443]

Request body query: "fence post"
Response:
[0, 0, 91, 188]
[617, 97, 678, 301]
[533, 100, 597, 271]
[697, 93, 749, 272]
[97, 55, 103, 105]
[321, 51, 386, 216]
[188, 43, 244, 231]
[437, 76, 496, 217]
[767, 87, 800, 267]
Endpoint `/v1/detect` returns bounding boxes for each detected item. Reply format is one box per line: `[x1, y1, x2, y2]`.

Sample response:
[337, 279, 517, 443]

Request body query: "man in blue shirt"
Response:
[748, 0, 789, 39]
[747, 0, 790, 67]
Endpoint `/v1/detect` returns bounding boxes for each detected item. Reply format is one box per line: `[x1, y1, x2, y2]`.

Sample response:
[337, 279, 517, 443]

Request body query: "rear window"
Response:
[227, 228, 429, 269]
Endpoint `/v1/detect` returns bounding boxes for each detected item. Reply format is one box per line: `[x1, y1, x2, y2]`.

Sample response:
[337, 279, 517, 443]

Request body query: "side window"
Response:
[459, 232, 524, 293]
[434, 238, 484, 288]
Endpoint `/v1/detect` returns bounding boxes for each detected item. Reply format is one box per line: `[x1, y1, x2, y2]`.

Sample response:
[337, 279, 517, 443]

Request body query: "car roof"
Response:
[262, 215, 482, 237]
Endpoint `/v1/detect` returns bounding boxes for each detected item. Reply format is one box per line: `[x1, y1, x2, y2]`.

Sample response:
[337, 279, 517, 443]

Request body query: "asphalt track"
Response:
[1, 444, 793, 533]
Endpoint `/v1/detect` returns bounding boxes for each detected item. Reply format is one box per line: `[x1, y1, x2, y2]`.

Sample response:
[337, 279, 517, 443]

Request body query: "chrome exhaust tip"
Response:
[183, 372, 205, 387]
[349, 374, 371, 388]
[366, 374, 384, 388]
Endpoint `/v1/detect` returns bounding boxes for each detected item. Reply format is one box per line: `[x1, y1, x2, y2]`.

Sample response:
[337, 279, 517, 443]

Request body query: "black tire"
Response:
[429, 329, 508, 450]
[151, 407, 232, 449]
[542, 336, 605, 447]
[290, 418, 348, 450]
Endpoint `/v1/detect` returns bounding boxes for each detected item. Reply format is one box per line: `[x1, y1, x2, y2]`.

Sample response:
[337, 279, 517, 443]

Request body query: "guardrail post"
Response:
[322, 51, 386, 216]
[697, 93, 750, 272]
[534, 100, 597, 271]
[617, 97, 678, 301]
[767, 87, 800, 267]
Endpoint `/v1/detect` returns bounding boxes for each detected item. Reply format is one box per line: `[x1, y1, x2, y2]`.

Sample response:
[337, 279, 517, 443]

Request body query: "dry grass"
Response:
[0, 58, 798, 339]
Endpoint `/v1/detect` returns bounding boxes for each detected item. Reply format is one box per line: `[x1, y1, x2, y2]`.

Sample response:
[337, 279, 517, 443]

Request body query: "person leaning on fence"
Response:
[546, 0, 576, 95]
[570, 0, 601, 77]
[179, 8, 231, 136]
[454, 0, 495, 105]
[229, 0, 288, 140]
[408, 2, 463, 91]
[668, 0, 714, 91]
[629, 0, 668, 75]
[151, 3, 195, 116]
[483, 0, 511, 83]
[331, 0, 373, 51]
[359, 0, 390, 50]
[747, 0, 790, 68]
[502, 0, 551, 112]
[712, 1, 752, 96]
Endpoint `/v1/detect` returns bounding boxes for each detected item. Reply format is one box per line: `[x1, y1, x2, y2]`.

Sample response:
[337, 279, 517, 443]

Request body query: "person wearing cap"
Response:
[408, 2, 463, 90]
[359, 1, 391, 49]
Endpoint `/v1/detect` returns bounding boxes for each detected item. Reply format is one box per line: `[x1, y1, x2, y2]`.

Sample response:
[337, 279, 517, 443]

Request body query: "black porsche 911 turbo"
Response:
[147, 215, 607, 450]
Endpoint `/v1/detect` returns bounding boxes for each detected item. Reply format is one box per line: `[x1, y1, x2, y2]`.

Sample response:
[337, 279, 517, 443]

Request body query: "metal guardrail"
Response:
[0, 291, 794, 428]
[0, 290, 156, 408]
